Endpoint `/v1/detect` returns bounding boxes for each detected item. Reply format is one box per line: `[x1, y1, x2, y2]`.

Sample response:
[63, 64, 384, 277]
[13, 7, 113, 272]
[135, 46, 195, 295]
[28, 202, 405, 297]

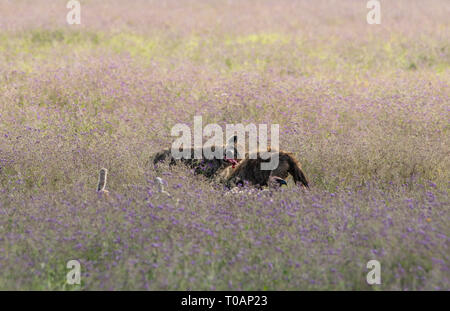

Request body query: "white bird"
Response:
[155, 177, 171, 197]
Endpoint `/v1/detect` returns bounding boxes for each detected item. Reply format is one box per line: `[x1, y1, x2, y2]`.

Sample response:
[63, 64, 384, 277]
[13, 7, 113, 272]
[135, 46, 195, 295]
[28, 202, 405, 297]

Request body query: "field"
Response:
[0, 0, 448, 290]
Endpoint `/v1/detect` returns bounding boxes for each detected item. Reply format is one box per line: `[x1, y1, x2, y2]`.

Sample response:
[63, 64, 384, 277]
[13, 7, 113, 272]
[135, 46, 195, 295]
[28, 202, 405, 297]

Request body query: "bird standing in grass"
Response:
[97, 168, 109, 197]
[155, 177, 171, 197]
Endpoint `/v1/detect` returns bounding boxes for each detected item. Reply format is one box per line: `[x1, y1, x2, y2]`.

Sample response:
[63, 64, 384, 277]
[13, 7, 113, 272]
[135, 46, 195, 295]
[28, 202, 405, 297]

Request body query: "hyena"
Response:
[151, 136, 241, 179]
[219, 149, 309, 189]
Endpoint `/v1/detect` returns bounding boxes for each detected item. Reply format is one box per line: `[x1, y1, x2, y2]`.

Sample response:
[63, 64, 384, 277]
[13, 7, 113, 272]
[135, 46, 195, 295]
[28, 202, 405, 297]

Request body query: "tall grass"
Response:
[0, 0, 448, 290]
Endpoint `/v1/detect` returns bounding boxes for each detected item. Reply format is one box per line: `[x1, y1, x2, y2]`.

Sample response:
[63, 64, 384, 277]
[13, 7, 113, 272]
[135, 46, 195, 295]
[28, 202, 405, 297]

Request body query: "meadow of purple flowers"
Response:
[0, 0, 448, 290]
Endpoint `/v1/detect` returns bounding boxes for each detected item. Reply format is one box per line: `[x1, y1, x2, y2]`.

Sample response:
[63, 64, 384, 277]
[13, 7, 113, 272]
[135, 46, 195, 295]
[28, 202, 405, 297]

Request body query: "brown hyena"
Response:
[220, 149, 309, 189]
